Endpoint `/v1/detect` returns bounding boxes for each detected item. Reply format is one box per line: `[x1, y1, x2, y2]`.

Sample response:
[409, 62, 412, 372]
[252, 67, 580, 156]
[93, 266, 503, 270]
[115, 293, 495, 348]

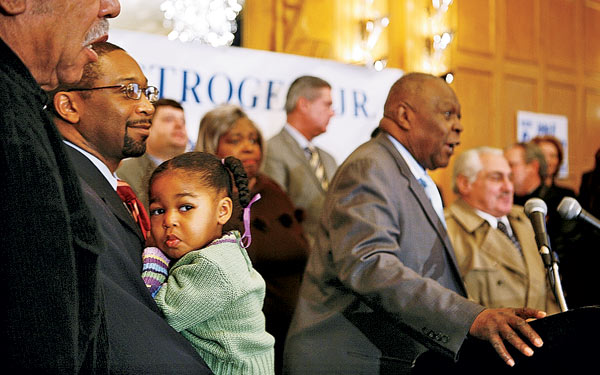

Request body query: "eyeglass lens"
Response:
[125, 83, 159, 103]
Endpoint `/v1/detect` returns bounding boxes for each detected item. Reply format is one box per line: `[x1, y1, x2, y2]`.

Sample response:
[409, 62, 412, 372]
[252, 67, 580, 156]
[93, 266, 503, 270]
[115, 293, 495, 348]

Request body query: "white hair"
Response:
[452, 147, 503, 194]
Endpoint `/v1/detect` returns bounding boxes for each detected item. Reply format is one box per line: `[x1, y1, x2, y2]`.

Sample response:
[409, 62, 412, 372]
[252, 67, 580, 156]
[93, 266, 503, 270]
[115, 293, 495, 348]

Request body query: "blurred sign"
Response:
[517, 110, 569, 178]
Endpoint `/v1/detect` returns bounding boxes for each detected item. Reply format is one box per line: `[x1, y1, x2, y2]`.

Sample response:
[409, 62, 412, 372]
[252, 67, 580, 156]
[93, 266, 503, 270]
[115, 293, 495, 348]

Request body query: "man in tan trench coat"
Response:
[445, 147, 559, 314]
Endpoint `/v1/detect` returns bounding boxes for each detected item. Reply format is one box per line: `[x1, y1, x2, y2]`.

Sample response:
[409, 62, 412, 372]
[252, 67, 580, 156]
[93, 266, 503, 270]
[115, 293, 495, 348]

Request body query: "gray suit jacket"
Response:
[263, 128, 337, 247]
[116, 153, 157, 212]
[283, 132, 484, 374]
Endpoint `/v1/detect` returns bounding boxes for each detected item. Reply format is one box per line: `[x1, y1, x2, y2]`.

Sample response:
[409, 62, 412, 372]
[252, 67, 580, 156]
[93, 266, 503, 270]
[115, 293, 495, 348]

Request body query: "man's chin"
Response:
[431, 158, 450, 170]
[123, 144, 147, 159]
[55, 46, 99, 86]
[56, 63, 86, 87]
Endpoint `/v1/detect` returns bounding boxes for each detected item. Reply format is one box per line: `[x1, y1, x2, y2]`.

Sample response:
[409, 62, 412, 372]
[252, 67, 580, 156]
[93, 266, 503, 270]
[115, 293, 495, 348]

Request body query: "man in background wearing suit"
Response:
[445, 147, 559, 314]
[263, 75, 337, 248]
[50, 42, 211, 374]
[117, 98, 188, 211]
[284, 73, 546, 374]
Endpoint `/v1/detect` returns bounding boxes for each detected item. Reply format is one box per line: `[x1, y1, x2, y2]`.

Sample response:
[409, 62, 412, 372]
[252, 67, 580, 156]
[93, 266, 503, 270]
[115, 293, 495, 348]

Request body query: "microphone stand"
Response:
[540, 244, 568, 312]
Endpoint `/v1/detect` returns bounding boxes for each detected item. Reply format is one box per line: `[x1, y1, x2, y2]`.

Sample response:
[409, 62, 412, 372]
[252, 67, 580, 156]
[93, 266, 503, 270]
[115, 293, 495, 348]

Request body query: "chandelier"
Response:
[160, 0, 245, 46]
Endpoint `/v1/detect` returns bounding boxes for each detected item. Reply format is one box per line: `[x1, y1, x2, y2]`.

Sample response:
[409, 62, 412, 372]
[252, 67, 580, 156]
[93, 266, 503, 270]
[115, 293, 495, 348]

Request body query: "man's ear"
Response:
[456, 174, 472, 196]
[0, 0, 26, 15]
[395, 103, 412, 131]
[53, 92, 81, 124]
[217, 197, 233, 225]
[296, 96, 310, 113]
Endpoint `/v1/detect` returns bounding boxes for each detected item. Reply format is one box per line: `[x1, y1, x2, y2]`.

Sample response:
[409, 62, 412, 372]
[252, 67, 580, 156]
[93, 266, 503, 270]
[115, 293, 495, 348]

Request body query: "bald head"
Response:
[379, 72, 463, 170]
[382, 72, 436, 119]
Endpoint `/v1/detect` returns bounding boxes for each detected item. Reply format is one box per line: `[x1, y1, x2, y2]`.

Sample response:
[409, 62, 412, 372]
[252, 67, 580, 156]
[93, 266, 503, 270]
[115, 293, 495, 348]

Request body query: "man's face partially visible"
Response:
[407, 78, 463, 170]
[462, 153, 514, 218]
[40, 0, 121, 89]
[147, 105, 188, 154]
[304, 87, 335, 139]
[504, 146, 534, 196]
[74, 49, 154, 164]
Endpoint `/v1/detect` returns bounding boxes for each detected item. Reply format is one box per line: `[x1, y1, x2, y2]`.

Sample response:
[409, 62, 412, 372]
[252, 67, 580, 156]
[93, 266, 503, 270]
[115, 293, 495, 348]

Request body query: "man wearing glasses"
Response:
[117, 98, 188, 211]
[49, 42, 212, 374]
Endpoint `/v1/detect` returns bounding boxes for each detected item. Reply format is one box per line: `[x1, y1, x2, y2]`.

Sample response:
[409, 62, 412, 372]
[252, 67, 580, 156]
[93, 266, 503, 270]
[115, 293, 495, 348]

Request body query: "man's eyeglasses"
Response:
[66, 83, 159, 104]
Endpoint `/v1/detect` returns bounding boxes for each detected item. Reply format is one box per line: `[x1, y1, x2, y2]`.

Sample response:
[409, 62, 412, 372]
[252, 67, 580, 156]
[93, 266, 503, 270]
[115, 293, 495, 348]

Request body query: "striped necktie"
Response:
[116, 179, 150, 239]
[497, 221, 522, 254]
[306, 145, 329, 191]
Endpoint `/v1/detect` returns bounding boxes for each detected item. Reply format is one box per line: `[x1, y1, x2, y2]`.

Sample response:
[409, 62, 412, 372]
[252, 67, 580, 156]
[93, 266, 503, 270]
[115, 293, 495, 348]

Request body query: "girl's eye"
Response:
[149, 208, 164, 216]
[179, 204, 194, 212]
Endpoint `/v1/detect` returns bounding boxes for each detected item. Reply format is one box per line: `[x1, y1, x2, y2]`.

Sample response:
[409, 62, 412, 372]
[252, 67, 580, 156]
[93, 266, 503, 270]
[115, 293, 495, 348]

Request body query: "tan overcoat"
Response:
[445, 199, 560, 314]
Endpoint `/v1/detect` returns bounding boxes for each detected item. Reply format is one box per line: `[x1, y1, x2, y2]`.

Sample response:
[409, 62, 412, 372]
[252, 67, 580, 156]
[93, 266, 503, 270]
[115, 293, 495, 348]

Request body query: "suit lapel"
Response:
[450, 200, 527, 276]
[280, 128, 324, 192]
[509, 211, 540, 278]
[375, 133, 466, 292]
[479, 221, 527, 277]
[66, 146, 144, 241]
[377, 135, 451, 246]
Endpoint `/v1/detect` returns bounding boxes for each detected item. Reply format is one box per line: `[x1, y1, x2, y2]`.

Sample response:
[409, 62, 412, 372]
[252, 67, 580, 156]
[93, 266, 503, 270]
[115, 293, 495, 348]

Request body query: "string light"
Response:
[424, 0, 454, 76]
[160, 0, 244, 46]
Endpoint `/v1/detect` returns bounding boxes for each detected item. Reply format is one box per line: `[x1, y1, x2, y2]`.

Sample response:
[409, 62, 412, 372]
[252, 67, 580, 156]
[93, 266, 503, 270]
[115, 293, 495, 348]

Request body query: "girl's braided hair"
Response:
[149, 152, 250, 209]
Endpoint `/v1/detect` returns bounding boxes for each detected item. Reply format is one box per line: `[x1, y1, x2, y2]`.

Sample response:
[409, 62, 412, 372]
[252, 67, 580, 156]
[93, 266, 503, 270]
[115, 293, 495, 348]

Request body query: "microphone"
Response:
[524, 198, 553, 267]
[557, 197, 600, 231]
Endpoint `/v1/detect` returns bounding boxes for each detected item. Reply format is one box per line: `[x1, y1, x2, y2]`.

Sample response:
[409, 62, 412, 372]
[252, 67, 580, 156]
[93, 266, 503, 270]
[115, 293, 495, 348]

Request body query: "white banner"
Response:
[517, 110, 569, 178]
[109, 29, 403, 164]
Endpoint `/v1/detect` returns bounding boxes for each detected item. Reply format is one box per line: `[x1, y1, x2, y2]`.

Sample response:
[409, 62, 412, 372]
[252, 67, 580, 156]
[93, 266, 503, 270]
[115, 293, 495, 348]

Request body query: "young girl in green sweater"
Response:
[141, 152, 274, 374]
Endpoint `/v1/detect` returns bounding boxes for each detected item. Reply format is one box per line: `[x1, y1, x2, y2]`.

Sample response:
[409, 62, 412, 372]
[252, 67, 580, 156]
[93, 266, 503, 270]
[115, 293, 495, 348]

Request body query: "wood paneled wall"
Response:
[437, 0, 600, 204]
[242, 0, 600, 203]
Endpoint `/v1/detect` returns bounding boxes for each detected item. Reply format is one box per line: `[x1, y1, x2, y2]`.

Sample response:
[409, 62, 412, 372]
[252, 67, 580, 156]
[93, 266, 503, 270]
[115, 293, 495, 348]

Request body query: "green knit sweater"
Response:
[155, 232, 275, 374]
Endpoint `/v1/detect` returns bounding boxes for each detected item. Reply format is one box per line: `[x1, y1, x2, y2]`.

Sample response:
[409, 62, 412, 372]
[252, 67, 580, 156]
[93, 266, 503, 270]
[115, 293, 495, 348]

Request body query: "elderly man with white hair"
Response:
[445, 146, 559, 314]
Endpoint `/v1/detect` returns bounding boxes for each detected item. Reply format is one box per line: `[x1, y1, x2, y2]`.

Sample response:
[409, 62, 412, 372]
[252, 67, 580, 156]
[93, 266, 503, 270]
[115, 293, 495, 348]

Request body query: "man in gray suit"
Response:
[117, 98, 188, 210]
[263, 75, 337, 247]
[283, 73, 546, 374]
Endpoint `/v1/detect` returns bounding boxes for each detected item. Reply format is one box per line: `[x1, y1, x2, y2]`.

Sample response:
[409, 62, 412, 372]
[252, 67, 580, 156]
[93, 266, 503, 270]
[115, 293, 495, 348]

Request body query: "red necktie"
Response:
[116, 179, 150, 239]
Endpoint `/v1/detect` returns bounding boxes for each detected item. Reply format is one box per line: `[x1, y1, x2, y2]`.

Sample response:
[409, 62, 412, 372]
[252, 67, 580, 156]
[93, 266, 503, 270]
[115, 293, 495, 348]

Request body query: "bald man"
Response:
[283, 73, 545, 374]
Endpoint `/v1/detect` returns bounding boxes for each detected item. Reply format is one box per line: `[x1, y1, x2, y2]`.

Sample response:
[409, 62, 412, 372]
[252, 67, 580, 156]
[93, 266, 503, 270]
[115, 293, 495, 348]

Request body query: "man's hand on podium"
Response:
[469, 307, 547, 367]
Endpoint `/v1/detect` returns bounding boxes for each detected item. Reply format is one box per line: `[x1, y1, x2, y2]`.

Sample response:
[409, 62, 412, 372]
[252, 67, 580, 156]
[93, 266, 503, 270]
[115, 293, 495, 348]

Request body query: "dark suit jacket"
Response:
[1, 38, 108, 373]
[66, 146, 212, 374]
[283, 132, 484, 374]
[263, 127, 337, 248]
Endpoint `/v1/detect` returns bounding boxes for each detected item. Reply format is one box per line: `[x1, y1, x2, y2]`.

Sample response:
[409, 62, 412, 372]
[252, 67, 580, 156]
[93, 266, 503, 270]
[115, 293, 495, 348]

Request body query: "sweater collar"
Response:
[0, 37, 50, 109]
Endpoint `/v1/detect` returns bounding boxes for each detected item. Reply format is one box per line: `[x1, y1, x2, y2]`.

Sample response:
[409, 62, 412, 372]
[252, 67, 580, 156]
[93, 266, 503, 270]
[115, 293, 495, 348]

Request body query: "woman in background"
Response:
[531, 135, 575, 195]
[196, 104, 310, 374]
[530, 136, 581, 306]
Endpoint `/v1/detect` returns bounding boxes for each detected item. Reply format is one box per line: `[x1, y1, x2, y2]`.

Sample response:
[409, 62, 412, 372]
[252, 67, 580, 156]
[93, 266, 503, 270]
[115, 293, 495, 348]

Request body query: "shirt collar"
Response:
[284, 123, 311, 150]
[386, 134, 427, 181]
[64, 140, 118, 191]
[474, 209, 512, 235]
[0, 37, 49, 110]
[146, 153, 163, 167]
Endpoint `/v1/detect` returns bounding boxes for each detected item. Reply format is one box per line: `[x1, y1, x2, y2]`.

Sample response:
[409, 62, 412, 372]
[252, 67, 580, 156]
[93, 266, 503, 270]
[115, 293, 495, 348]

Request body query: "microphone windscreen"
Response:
[524, 197, 547, 218]
[557, 197, 582, 220]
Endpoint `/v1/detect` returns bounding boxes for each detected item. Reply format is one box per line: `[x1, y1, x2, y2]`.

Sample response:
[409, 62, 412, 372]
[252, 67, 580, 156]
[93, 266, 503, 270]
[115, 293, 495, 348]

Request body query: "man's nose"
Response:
[100, 0, 121, 19]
